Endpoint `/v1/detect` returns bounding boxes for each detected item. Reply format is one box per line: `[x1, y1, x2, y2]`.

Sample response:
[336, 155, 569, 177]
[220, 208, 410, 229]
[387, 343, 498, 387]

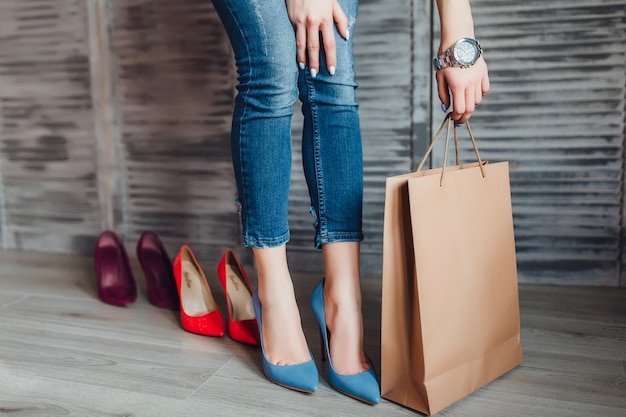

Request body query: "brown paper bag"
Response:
[381, 114, 523, 415]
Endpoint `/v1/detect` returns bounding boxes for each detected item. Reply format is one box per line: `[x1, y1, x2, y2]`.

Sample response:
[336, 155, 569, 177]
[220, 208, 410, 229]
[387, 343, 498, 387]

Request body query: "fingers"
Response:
[482, 72, 491, 96]
[436, 71, 451, 113]
[288, 0, 347, 78]
[327, 0, 349, 75]
[333, 0, 349, 41]
[449, 88, 476, 125]
[307, 6, 345, 77]
[321, 24, 336, 75]
[295, 25, 307, 70]
[440, 60, 489, 124]
[306, 18, 322, 77]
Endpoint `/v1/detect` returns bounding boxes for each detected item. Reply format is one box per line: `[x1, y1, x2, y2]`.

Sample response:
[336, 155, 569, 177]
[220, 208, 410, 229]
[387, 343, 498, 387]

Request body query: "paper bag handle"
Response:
[416, 113, 486, 185]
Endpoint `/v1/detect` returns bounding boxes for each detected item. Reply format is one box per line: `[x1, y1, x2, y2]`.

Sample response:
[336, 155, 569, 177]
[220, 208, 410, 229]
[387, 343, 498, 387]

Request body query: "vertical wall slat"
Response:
[109, 0, 240, 263]
[87, 0, 125, 234]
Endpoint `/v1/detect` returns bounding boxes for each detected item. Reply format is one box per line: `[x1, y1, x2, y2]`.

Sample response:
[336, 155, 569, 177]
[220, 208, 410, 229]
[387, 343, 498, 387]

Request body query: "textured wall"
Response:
[438, 0, 626, 285]
[0, 0, 99, 253]
[107, 0, 240, 264]
[0, 0, 624, 286]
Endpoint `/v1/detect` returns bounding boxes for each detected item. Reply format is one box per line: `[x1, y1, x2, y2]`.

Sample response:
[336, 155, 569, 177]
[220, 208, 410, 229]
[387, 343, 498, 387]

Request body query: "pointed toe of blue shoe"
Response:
[329, 368, 381, 404]
[263, 356, 319, 393]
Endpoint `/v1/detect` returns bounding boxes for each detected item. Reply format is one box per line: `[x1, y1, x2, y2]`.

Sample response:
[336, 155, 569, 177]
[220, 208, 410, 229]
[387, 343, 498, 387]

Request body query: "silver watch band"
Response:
[433, 50, 455, 71]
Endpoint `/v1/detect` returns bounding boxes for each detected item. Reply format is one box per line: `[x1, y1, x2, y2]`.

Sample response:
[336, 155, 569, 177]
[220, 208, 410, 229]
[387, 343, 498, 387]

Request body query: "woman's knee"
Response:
[239, 49, 300, 109]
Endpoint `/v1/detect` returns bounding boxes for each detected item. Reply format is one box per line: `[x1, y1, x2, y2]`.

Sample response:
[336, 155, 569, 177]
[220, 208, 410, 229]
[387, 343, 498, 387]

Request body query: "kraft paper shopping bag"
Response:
[381, 114, 523, 415]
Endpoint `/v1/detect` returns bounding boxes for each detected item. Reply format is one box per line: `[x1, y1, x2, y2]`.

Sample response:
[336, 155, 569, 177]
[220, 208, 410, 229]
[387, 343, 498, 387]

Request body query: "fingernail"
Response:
[345, 29, 350, 40]
[441, 103, 448, 113]
[310, 68, 318, 78]
[298, 62, 305, 70]
[329, 66, 336, 75]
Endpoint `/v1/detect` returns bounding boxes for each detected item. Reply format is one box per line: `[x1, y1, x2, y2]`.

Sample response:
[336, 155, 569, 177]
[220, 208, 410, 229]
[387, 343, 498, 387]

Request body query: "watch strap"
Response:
[433, 50, 455, 71]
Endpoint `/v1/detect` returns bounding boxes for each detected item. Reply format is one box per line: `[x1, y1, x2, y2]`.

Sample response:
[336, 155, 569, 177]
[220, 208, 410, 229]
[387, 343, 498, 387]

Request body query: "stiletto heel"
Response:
[310, 279, 381, 404]
[173, 245, 225, 337]
[319, 329, 327, 363]
[252, 290, 319, 393]
[136, 231, 179, 309]
[94, 230, 137, 307]
[217, 249, 260, 346]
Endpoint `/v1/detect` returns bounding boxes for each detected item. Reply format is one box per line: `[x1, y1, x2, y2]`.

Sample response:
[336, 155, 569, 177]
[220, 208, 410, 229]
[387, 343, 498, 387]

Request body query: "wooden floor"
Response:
[0, 250, 624, 416]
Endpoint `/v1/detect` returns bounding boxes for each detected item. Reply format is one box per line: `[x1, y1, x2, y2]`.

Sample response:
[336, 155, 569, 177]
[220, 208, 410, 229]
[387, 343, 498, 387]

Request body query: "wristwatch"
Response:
[433, 38, 482, 71]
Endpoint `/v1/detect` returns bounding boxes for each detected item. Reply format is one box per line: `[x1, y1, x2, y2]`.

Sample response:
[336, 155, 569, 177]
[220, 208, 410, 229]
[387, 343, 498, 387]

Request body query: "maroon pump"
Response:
[136, 231, 179, 309]
[94, 230, 137, 307]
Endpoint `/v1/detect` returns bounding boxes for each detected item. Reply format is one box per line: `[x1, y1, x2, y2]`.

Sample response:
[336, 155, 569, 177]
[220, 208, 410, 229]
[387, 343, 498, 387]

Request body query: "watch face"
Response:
[454, 39, 480, 66]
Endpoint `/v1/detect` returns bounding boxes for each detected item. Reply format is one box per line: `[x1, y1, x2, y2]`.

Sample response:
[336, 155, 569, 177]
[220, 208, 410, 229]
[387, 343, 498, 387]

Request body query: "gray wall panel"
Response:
[426, 0, 626, 285]
[0, 0, 99, 254]
[110, 0, 240, 263]
[0, 0, 624, 286]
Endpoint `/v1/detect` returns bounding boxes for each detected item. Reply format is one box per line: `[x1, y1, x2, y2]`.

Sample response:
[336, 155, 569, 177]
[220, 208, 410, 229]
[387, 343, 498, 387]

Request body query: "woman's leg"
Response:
[253, 246, 311, 365]
[211, 0, 311, 365]
[298, 0, 370, 374]
[322, 243, 370, 374]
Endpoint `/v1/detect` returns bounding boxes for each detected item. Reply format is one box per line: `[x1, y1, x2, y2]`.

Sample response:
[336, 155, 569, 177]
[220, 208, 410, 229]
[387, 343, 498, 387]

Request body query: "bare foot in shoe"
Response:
[321, 242, 371, 375]
[259, 286, 311, 365]
[324, 282, 371, 375]
[254, 246, 311, 366]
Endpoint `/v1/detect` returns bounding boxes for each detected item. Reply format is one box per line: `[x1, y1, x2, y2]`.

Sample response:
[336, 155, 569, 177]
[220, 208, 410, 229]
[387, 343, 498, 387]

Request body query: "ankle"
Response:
[252, 246, 295, 303]
[323, 277, 362, 311]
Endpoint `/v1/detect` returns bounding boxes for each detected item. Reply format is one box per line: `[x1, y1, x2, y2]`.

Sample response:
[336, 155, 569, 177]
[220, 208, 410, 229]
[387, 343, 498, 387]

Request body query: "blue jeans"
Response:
[211, 0, 363, 249]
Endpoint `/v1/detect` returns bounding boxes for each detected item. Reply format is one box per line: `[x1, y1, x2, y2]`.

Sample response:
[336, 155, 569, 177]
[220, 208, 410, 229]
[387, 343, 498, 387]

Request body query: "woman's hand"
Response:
[435, 0, 489, 123]
[436, 57, 490, 124]
[286, 0, 349, 77]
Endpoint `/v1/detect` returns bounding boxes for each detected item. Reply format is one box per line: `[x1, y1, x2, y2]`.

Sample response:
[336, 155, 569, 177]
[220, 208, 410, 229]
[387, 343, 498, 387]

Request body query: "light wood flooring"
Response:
[0, 250, 625, 416]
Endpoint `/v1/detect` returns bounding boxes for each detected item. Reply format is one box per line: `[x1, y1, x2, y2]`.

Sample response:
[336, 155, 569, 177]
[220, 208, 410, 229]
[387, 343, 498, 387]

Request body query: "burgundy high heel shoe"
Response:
[94, 230, 137, 307]
[173, 245, 225, 337]
[136, 231, 179, 309]
[217, 249, 260, 346]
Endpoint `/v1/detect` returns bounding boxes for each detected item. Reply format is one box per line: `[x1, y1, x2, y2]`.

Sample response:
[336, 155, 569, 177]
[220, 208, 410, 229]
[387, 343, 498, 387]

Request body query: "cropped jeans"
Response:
[211, 0, 363, 249]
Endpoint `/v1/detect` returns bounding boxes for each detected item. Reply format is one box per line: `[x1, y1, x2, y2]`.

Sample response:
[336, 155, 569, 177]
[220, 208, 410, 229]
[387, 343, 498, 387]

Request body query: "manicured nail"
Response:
[329, 66, 336, 75]
[441, 103, 448, 113]
[310, 68, 318, 78]
[345, 29, 350, 40]
[298, 62, 305, 70]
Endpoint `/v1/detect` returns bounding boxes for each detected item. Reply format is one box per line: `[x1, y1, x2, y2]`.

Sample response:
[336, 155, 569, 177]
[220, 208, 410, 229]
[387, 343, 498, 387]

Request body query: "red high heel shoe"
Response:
[94, 230, 137, 307]
[173, 245, 225, 337]
[217, 249, 260, 346]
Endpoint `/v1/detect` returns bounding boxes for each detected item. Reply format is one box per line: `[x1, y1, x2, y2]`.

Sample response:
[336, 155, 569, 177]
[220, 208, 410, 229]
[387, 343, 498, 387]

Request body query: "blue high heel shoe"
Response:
[310, 279, 381, 404]
[252, 290, 319, 393]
